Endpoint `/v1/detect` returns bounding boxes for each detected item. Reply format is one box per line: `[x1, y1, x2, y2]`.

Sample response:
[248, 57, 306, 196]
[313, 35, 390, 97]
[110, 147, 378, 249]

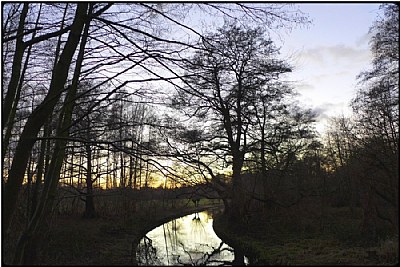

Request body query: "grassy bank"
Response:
[213, 206, 398, 265]
[4, 197, 222, 265]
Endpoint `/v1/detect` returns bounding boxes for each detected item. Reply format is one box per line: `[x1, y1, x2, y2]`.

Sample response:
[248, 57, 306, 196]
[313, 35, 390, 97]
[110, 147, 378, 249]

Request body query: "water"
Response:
[136, 210, 248, 266]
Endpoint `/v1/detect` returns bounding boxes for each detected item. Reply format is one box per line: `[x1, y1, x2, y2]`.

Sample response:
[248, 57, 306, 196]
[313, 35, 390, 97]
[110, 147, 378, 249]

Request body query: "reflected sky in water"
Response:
[136, 210, 248, 266]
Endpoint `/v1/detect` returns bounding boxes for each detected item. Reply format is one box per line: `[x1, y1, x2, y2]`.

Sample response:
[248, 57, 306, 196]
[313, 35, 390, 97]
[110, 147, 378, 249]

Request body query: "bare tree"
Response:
[169, 23, 298, 221]
[351, 3, 398, 238]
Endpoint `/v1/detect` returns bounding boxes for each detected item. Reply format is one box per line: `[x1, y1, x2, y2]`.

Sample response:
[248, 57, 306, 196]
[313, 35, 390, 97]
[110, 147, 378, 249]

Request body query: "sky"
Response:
[277, 3, 383, 134]
[174, 2, 384, 135]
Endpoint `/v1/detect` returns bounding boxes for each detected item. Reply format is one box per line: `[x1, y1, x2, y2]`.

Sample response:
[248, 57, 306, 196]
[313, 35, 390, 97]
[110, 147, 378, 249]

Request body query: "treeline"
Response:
[325, 4, 398, 238]
[234, 4, 398, 241]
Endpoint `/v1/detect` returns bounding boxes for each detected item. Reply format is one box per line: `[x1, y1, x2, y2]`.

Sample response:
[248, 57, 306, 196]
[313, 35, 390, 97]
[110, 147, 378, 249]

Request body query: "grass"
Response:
[5, 194, 397, 265]
[3, 196, 223, 265]
[37, 213, 139, 265]
[213, 206, 399, 265]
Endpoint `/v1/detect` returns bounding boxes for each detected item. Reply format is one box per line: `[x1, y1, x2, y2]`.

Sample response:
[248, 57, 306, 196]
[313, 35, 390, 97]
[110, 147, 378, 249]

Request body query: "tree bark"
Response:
[30, 119, 49, 218]
[13, 4, 93, 264]
[2, 3, 29, 131]
[5, 0, 88, 245]
[84, 144, 97, 218]
[230, 150, 245, 222]
[2, 4, 44, 168]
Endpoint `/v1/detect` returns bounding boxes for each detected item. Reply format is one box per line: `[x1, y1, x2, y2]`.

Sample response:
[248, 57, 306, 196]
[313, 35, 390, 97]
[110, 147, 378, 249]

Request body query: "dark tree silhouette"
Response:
[351, 3, 398, 238]
[171, 23, 297, 222]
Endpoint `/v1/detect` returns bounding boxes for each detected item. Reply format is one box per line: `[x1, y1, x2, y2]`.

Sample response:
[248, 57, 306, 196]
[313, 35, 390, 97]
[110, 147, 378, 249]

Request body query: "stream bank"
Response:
[29, 202, 223, 265]
[212, 209, 398, 265]
[212, 214, 263, 265]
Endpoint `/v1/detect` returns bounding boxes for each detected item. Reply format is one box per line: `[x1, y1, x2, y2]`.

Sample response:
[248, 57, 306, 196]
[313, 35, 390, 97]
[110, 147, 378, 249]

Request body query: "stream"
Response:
[136, 209, 248, 266]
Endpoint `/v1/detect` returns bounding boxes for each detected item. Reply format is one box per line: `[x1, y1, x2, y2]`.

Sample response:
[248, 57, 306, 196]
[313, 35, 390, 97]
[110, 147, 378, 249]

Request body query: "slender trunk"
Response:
[30, 119, 49, 218]
[138, 157, 142, 189]
[78, 152, 83, 188]
[129, 156, 133, 188]
[25, 155, 34, 225]
[133, 148, 139, 189]
[113, 151, 118, 188]
[120, 152, 125, 188]
[4, 3, 88, 233]
[2, 3, 28, 131]
[70, 144, 74, 186]
[11, 4, 89, 263]
[96, 149, 101, 188]
[106, 145, 110, 189]
[145, 157, 149, 188]
[2, 4, 41, 167]
[260, 126, 270, 212]
[84, 144, 96, 218]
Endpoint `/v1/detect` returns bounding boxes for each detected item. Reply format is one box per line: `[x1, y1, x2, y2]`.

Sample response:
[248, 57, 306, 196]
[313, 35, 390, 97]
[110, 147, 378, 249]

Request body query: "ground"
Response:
[31, 199, 221, 265]
[213, 206, 399, 265]
[4, 198, 398, 265]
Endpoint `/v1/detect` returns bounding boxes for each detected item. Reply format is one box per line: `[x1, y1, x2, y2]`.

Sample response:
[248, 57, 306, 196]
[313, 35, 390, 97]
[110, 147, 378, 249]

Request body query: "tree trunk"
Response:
[84, 144, 97, 218]
[230, 155, 245, 222]
[260, 126, 271, 213]
[4, 3, 88, 234]
[30, 119, 49, 218]
[2, 4, 43, 168]
[129, 155, 133, 188]
[2, 3, 29, 131]
[10, 4, 90, 264]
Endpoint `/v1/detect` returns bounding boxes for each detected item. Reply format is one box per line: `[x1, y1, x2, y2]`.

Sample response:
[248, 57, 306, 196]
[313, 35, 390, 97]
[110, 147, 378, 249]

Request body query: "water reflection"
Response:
[136, 211, 248, 266]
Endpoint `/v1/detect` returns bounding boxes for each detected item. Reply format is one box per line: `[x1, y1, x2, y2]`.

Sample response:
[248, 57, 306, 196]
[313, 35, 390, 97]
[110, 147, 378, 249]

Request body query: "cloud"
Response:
[312, 70, 355, 85]
[294, 81, 316, 92]
[312, 102, 347, 121]
[300, 44, 371, 66]
[355, 32, 373, 47]
[312, 104, 332, 120]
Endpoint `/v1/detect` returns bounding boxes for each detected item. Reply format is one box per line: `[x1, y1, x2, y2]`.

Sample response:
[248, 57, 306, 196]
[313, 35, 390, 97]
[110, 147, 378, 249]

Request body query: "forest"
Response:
[2, 3, 398, 265]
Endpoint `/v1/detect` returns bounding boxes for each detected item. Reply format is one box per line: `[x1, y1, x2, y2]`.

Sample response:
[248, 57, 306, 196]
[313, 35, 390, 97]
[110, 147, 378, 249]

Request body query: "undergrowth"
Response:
[213, 206, 399, 265]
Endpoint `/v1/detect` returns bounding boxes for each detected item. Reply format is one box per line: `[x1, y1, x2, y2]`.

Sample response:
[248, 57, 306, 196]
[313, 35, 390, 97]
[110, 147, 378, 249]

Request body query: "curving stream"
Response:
[136, 209, 248, 266]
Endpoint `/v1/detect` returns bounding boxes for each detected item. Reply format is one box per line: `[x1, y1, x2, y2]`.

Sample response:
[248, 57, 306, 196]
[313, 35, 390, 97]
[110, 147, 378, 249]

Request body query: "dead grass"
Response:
[27, 200, 222, 265]
[3, 196, 222, 265]
[213, 206, 399, 265]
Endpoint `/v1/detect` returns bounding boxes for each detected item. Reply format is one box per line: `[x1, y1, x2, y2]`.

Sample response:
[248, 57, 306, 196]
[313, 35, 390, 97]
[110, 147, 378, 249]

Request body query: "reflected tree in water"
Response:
[177, 241, 245, 266]
[136, 211, 247, 266]
[190, 213, 206, 240]
[193, 212, 200, 220]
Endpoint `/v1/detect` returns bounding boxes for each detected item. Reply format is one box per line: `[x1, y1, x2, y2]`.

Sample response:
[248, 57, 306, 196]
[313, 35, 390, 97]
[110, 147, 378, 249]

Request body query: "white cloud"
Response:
[294, 81, 316, 92]
[311, 101, 353, 134]
[312, 103, 335, 120]
[355, 32, 373, 48]
[312, 102, 351, 120]
[312, 71, 352, 83]
[300, 44, 371, 67]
